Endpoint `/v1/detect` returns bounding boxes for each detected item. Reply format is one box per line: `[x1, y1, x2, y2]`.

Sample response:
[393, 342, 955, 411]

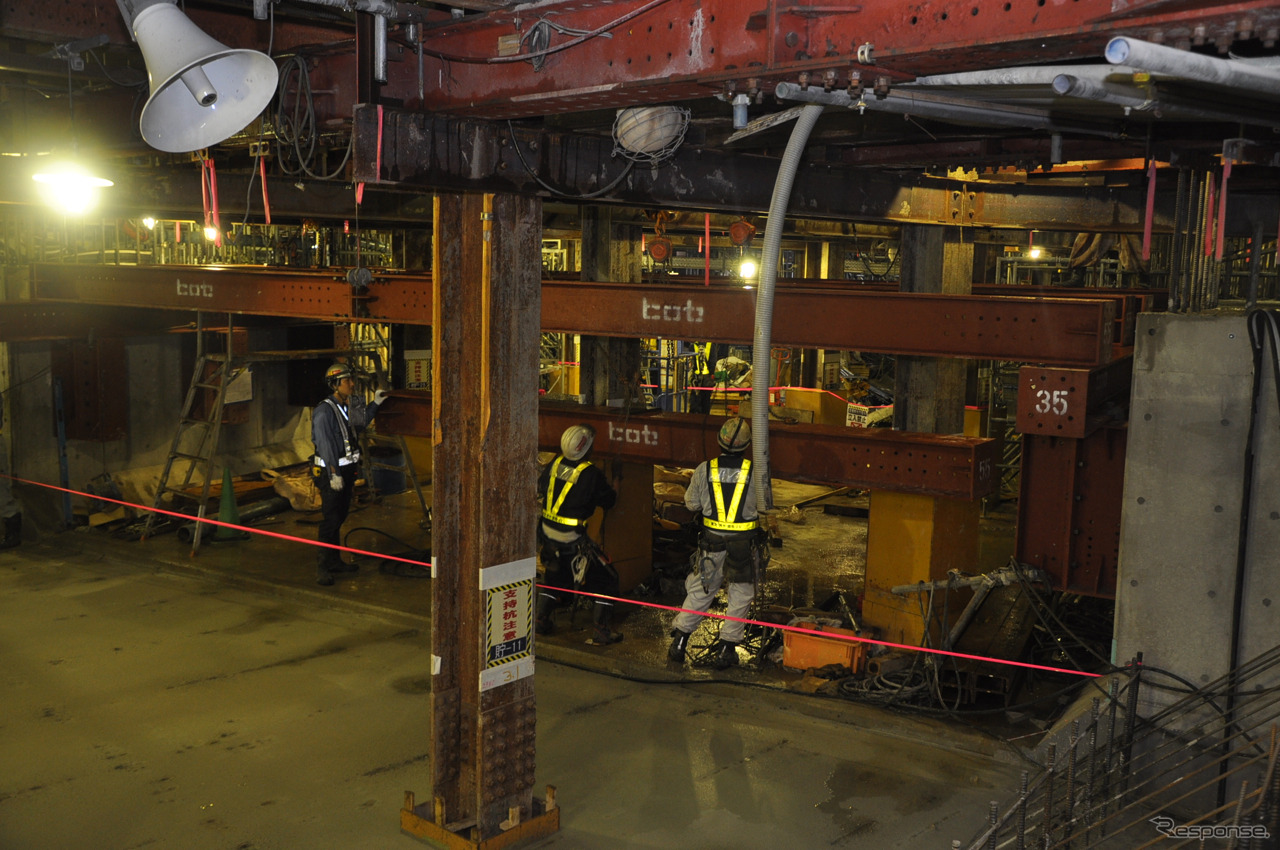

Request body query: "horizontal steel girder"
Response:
[375, 396, 998, 500]
[353, 107, 1176, 229]
[408, 0, 1280, 117]
[0, 302, 195, 341]
[540, 281, 1115, 367]
[28, 265, 1115, 366]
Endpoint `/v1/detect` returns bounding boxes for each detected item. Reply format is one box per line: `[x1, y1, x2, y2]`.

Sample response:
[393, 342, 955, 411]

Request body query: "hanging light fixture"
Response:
[32, 163, 114, 215]
[31, 37, 115, 214]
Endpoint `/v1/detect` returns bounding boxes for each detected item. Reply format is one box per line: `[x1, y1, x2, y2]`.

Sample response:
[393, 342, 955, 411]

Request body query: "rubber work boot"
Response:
[712, 641, 740, 670]
[586, 602, 623, 646]
[331, 560, 359, 574]
[316, 564, 336, 586]
[0, 513, 20, 550]
[535, 594, 557, 636]
[667, 629, 691, 662]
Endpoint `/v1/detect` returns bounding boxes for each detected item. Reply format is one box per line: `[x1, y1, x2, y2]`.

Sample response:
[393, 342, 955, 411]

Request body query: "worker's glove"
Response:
[373, 389, 389, 405]
[329, 473, 344, 492]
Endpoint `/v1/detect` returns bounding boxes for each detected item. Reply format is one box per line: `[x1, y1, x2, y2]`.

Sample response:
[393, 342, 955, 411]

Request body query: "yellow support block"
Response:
[861, 490, 980, 646]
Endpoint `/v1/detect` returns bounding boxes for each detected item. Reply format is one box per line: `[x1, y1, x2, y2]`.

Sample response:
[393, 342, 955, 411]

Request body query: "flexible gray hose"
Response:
[750, 102, 824, 512]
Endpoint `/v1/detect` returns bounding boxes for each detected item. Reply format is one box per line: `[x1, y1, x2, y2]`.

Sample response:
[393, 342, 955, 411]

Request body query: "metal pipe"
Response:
[750, 102, 825, 512]
[1052, 73, 1280, 126]
[1107, 37, 1280, 98]
[291, 0, 434, 24]
[1043, 744, 1057, 843]
[912, 65, 1140, 87]
[775, 82, 1123, 138]
[373, 13, 388, 83]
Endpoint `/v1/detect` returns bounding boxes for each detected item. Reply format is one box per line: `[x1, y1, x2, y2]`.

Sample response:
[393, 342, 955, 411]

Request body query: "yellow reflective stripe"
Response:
[708, 458, 753, 531]
[542, 458, 590, 526]
[703, 517, 758, 531]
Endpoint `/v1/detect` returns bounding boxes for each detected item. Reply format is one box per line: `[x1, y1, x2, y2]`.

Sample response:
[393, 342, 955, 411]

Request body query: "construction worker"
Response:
[668, 417, 766, 669]
[0, 395, 20, 550]
[536, 423, 623, 646]
[311, 363, 387, 586]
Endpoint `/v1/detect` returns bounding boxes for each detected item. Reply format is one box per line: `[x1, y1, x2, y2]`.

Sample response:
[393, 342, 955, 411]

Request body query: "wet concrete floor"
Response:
[0, 481, 1028, 849]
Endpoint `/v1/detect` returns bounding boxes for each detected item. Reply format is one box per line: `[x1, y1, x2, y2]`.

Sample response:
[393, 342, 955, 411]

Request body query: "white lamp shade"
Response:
[133, 3, 279, 153]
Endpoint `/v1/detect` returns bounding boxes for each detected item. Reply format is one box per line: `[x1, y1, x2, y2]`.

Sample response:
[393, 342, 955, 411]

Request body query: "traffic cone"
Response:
[212, 467, 249, 541]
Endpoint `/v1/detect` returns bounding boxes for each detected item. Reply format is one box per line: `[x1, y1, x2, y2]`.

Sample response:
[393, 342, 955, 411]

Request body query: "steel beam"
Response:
[29, 265, 1117, 366]
[352, 107, 1180, 230]
[408, 0, 1278, 117]
[1016, 426, 1127, 598]
[541, 281, 1116, 367]
[32, 264, 354, 320]
[379, 397, 997, 499]
[0, 302, 194, 341]
[1016, 356, 1134, 440]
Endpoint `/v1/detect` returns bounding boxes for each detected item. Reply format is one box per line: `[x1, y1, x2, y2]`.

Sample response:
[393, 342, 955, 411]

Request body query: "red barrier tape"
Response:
[6, 474, 1101, 678]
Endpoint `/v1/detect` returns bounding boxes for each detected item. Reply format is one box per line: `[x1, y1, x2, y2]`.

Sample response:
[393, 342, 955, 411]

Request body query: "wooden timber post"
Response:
[401, 192, 560, 846]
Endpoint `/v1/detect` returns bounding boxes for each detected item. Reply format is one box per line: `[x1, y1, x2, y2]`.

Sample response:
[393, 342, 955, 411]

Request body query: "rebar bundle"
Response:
[961, 645, 1280, 849]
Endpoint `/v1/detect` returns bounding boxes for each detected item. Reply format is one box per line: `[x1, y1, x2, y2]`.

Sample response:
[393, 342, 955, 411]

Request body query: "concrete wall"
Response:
[6, 326, 314, 528]
[1116, 313, 1280, 709]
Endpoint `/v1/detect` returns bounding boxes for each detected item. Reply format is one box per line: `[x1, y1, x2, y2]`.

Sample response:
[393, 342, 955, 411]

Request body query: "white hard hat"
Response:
[717, 418, 751, 452]
[560, 424, 596, 461]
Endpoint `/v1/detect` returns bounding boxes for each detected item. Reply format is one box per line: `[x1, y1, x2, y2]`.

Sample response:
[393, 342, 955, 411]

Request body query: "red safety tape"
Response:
[5, 474, 431, 570]
[3, 474, 1101, 679]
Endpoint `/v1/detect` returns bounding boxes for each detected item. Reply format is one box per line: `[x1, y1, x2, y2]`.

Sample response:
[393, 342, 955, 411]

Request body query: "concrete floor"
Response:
[0, 482, 1029, 849]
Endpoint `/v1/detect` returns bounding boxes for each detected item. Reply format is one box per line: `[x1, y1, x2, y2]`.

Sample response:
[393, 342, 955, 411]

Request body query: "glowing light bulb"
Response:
[739, 260, 758, 279]
[1028, 247, 1043, 260]
[203, 225, 219, 242]
[32, 165, 113, 215]
[142, 217, 157, 230]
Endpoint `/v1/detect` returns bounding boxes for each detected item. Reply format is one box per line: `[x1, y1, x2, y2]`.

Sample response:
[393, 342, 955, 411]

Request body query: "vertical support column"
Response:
[578, 206, 642, 406]
[409, 192, 558, 845]
[864, 225, 980, 644]
[893, 225, 971, 435]
[578, 205, 652, 592]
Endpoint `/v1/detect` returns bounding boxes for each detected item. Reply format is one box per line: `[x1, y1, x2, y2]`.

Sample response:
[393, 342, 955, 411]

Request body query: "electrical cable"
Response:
[506, 120, 635, 200]
[417, 0, 673, 65]
[274, 54, 353, 181]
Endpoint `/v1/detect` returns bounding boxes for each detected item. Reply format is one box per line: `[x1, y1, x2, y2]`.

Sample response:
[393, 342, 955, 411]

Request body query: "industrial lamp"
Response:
[116, 0, 278, 153]
[31, 162, 114, 215]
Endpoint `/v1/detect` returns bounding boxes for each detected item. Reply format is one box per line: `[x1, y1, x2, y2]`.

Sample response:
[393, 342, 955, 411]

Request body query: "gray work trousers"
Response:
[671, 548, 755, 644]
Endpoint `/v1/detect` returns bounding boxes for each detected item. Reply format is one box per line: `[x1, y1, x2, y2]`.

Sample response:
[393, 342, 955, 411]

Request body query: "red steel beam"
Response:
[30, 265, 1115, 366]
[32, 264, 354, 320]
[1015, 356, 1134, 440]
[378, 396, 998, 499]
[540, 281, 1115, 367]
[0, 302, 195, 341]
[408, 0, 1278, 117]
[1016, 426, 1127, 598]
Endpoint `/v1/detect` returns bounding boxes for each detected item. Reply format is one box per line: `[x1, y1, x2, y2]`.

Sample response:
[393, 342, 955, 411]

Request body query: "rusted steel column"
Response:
[422, 192, 547, 841]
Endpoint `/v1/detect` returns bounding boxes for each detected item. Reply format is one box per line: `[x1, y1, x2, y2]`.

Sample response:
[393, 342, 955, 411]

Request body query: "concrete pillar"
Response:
[1116, 314, 1280, 714]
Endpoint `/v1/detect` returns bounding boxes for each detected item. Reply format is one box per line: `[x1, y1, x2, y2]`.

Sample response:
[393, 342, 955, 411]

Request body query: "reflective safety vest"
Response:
[703, 457, 758, 532]
[315, 398, 361, 467]
[541, 457, 591, 527]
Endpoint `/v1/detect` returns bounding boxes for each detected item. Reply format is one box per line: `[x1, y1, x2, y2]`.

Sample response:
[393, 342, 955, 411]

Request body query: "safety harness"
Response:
[703, 457, 758, 532]
[541, 457, 591, 527]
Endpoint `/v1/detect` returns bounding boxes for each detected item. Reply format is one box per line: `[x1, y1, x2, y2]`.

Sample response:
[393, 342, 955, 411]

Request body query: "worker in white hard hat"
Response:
[668, 417, 767, 670]
[311, 362, 388, 586]
[536, 423, 622, 646]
